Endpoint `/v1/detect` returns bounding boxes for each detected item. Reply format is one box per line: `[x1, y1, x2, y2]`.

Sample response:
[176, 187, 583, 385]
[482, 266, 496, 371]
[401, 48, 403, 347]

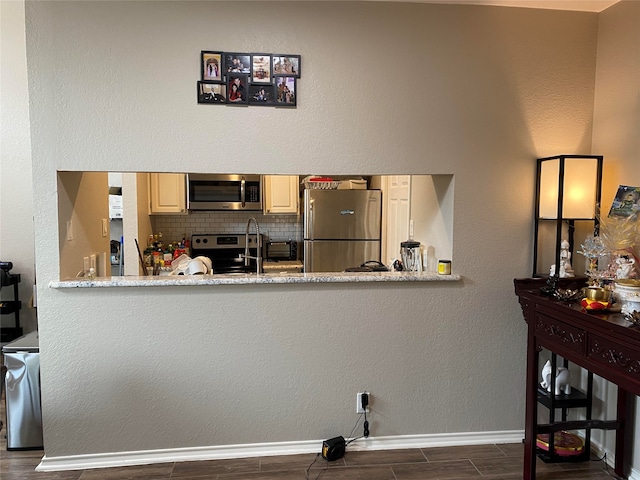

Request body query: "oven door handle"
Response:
[240, 177, 246, 208]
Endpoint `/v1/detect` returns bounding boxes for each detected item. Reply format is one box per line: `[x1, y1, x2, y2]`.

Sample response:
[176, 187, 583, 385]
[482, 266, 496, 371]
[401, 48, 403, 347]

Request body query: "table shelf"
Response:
[1, 271, 22, 343]
[0, 300, 22, 315]
[535, 353, 594, 464]
[537, 386, 590, 410]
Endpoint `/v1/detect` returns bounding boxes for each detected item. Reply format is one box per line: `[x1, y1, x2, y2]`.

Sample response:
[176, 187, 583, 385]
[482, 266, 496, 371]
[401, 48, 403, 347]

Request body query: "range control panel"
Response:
[191, 234, 262, 250]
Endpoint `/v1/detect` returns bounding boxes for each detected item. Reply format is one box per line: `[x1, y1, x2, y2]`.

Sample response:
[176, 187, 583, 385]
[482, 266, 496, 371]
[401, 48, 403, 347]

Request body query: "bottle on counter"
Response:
[163, 244, 173, 266]
[152, 251, 162, 275]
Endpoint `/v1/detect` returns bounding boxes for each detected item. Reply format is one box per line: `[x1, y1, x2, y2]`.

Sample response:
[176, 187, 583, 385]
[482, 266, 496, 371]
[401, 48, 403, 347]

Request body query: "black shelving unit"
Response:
[536, 353, 593, 463]
[1, 265, 23, 343]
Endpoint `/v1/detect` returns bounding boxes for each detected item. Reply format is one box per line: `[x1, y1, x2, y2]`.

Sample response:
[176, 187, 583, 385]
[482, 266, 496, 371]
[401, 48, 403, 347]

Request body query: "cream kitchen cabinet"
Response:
[148, 173, 186, 214]
[263, 175, 299, 214]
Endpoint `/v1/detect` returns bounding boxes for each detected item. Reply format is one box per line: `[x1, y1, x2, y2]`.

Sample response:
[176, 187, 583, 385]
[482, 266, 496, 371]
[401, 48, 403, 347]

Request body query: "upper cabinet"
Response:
[148, 173, 186, 215]
[263, 175, 299, 215]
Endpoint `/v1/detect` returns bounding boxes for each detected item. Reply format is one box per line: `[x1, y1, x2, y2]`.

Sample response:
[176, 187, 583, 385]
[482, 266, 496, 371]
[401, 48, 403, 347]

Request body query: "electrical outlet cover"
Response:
[356, 392, 369, 414]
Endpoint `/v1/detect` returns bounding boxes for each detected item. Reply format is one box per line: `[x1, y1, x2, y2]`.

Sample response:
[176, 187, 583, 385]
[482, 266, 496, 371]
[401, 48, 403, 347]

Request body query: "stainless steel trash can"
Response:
[2, 330, 43, 450]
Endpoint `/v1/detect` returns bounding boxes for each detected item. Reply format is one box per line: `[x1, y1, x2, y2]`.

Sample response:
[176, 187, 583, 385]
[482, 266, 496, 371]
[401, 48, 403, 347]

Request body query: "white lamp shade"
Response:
[539, 158, 599, 219]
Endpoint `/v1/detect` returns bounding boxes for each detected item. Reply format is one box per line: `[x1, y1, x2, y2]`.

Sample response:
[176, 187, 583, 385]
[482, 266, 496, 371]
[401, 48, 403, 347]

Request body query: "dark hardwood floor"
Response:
[0, 390, 618, 479]
[0, 439, 620, 479]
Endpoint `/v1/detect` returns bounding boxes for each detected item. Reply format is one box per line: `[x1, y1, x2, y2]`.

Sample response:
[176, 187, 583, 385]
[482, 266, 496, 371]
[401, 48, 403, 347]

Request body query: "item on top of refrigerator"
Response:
[337, 179, 367, 190]
[301, 175, 340, 190]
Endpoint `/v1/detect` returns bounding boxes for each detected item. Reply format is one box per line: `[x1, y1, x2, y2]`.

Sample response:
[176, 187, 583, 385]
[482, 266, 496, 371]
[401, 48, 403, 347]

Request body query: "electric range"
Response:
[191, 234, 263, 274]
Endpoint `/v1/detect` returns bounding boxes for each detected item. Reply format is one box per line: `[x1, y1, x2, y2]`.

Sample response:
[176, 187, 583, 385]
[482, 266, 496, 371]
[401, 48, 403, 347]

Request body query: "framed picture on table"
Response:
[272, 55, 300, 77]
[201, 51, 223, 82]
[608, 185, 640, 220]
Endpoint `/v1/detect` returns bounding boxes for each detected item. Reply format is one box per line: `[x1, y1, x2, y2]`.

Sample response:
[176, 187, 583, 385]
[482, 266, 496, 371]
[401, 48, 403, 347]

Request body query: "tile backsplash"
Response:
[152, 211, 303, 244]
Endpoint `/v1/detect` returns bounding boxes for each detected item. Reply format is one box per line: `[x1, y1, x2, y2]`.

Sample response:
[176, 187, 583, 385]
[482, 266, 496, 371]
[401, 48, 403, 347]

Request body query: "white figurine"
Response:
[540, 360, 571, 396]
[550, 239, 575, 278]
[615, 255, 637, 279]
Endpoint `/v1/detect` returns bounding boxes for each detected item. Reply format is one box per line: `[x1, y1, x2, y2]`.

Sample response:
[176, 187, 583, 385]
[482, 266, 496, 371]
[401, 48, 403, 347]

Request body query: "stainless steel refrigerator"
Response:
[303, 189, 382, 272]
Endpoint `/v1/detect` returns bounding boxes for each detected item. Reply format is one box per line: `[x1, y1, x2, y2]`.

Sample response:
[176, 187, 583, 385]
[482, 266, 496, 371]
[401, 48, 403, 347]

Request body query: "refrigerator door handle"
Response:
[304, 241, 313, 272]
[307, 201, 313, 238]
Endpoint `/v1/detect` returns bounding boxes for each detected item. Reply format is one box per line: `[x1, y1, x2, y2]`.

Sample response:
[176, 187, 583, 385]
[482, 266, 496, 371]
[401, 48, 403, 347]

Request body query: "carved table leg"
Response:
[523, 323, 539, 480]
[615, 387, 633, 478]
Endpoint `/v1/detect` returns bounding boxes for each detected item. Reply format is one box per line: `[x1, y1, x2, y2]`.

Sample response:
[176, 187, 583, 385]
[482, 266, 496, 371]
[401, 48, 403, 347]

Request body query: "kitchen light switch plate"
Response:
[102, 219, 108, 237]
[66, 220, 73, 241]
[97, 252, 107, 277]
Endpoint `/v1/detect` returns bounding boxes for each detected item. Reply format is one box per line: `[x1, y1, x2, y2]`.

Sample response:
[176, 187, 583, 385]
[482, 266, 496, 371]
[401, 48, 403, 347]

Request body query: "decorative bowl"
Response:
[553, 288, 582, 301]
[581, 298, 610, 311]
[614, 280, 640, 316]
[584, 286, 611, 302]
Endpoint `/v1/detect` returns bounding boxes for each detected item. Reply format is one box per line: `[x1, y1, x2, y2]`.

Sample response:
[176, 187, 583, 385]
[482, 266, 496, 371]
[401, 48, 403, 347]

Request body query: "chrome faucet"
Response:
[243, 217, 262, 274]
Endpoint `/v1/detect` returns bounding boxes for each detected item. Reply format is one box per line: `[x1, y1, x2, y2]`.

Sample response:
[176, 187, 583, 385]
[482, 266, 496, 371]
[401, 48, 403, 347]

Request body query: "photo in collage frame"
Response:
[197, 51, 300, 107]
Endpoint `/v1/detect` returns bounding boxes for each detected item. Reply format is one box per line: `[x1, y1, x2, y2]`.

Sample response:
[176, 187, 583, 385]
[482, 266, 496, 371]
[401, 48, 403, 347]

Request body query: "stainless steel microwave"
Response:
[187, 174, 263, 211]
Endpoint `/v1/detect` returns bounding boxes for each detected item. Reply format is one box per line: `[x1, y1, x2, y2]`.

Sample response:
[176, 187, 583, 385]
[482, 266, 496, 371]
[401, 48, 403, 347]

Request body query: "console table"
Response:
[514, 278, 639, 479]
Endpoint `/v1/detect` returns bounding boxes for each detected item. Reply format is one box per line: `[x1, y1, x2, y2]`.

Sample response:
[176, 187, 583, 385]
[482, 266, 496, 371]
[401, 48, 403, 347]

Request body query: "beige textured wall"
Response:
[25, 0, 607, 460]
[593, 0, 640, 205]
[592, 0, 640, 473]
[57, 172, 109, 280]
[0, 0, 36, 333]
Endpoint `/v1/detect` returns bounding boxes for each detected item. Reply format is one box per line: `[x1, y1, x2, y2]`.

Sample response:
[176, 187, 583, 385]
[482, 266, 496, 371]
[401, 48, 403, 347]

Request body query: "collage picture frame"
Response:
[227, 74, 249, 104]
[275, 76, 296, 106]
[197, 81, 227, 104]
[197, 51, 300, 107]
[201, 51, 223, 82]
[273, 55, 300, 76]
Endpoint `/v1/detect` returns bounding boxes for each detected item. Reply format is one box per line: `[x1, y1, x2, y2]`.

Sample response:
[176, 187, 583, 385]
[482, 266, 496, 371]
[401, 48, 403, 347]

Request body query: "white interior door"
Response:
[383, 175, 411, 266]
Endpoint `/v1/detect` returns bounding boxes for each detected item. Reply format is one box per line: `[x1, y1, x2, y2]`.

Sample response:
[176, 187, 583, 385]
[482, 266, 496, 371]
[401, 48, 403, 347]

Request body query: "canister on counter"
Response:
[438, 259, 451, 275]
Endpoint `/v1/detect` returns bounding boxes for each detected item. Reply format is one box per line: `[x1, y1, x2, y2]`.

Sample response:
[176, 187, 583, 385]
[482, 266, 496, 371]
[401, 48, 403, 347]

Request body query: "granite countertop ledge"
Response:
[50, 271, 462, 288]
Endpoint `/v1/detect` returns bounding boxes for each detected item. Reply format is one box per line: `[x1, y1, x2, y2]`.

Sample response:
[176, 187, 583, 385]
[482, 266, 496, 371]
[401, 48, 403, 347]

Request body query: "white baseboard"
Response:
[37, 430, 524, 472]
[589, 437, 640, 480]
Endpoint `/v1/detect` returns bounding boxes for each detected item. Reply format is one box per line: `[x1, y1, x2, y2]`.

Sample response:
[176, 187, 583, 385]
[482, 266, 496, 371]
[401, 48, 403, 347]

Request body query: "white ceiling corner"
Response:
[409, 0, 621, 12]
